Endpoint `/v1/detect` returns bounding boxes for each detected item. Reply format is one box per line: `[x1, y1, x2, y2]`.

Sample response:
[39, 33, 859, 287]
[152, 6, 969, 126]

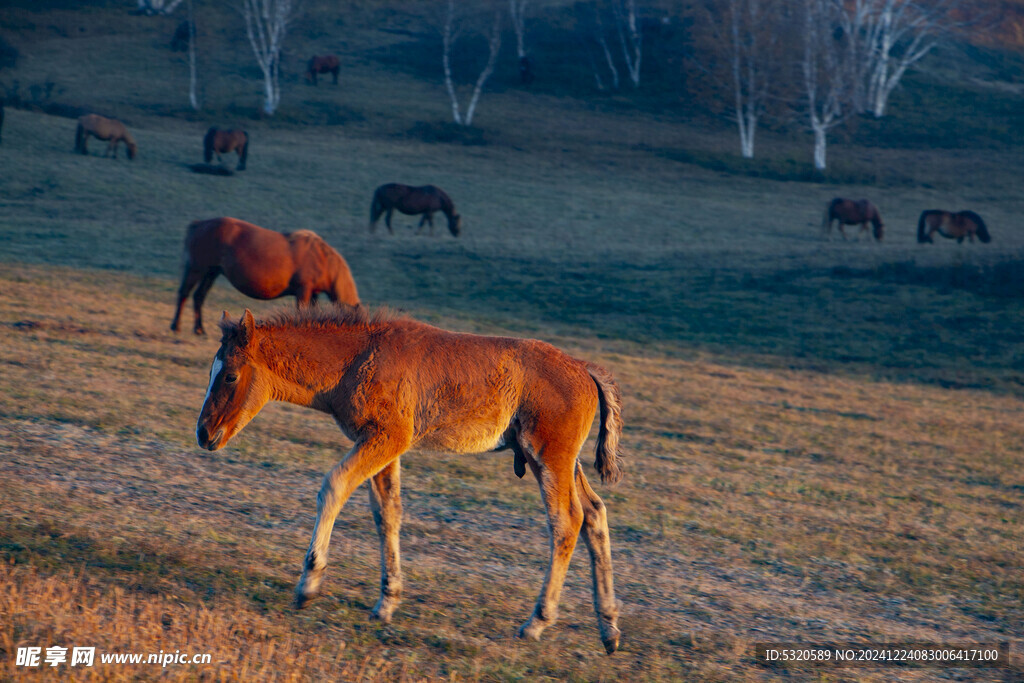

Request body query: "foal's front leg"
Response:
[295, 431, 410, 608]
[368, 459, 403, 623]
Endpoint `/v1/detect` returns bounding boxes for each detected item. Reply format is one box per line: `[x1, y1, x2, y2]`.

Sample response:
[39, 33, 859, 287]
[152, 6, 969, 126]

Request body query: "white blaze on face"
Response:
[197, 356, 224, 445]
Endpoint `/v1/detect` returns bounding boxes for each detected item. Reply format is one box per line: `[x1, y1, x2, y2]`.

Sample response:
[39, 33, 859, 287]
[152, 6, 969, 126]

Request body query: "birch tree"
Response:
[186, 0, 198, 110]
[837, 0, 961, 118]
[612, 0, 642, 88]
[718, 0, 781, 158]
[802, 0, 850, 170]
[442, 0, 502, 126]
[509, 0, 528, 61]
[137, 0, 184, 15]
[241, 0, 296, 116]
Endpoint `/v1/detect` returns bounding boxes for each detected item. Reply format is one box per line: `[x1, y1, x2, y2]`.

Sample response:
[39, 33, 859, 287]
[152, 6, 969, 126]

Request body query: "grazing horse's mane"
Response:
[221, 305, 403, 338]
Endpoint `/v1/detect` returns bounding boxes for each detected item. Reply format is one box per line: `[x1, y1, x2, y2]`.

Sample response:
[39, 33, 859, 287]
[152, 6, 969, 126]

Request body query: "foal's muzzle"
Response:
[196, 424, 224, 451]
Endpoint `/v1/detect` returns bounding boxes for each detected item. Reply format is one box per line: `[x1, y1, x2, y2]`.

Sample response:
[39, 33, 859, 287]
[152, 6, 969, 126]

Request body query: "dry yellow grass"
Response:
[1, 263, 1020, 681]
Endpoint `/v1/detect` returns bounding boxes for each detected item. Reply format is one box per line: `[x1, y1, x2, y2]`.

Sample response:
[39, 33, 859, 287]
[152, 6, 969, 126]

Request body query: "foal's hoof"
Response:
[517, 618, 548, 642]
[193, 327, 205, 336]
[293, 589, 318, 609]
[601, 625, 621, 655]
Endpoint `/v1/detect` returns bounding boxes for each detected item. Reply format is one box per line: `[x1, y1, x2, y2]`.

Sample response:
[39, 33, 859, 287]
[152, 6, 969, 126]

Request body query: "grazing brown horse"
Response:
[305, 54, 340, 85]
[75, 114, 136, 160]
[203, 127, 249, 171]
[196, 306, 624, 653]
[171, 217, 359, 335]
[823, 198, 884, 241]
[369, 183, 462, 237]
[917, 210, 991, 244]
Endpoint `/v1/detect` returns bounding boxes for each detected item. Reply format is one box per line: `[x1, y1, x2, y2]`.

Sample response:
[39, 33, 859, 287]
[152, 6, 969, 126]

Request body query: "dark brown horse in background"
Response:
[204, 127, 249, 171]
[918, 210, 991, 244]
[823, 198, 884, 241]
[75, 114, 136, 160]
[171, 217, 360, 335]
[306, 55, 340, 85]
[370, 183, 462, 237]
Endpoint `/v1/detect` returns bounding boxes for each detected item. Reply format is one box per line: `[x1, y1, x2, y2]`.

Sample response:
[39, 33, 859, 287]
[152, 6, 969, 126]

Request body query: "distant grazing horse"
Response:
[369, 183, 462, 237]
[196, 306, 624, 653]
[203, 127, 249, 171]
[823, 198, 884, 241]
[75, 114, 136, 160]
[918, 210, 991, 244]
[306, 55, 340, 85]
[171, 217, 359, 335]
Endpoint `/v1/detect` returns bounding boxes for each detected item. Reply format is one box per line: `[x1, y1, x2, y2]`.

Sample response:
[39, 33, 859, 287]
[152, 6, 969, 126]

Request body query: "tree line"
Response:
[143, 0, 975, 170]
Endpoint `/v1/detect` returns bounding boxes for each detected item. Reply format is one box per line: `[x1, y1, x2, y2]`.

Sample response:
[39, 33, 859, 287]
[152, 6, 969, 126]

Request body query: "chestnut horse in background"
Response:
[823, 198, 884, 241]
[306, 55, 340, 85]
[196, 306, 624, 653]
[369, 183, 462, 237]
[75, 114, 136, 160]
[918, 210, 991, 244]
[171, 217, 359, 335]
[204, 127, 249, 171]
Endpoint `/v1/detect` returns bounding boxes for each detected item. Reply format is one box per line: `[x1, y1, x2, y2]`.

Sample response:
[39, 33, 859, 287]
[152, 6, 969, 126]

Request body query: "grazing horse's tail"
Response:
[587, 363, 624, 485]
[75, 121, 86, 154]
[203, 127, 216, 163]
[917, 211, 931, 243]
[823, 198, 837, 233]
[967, 211, 991, 243]
[369, 189, 384, 231]
[238, 132, 249, 170]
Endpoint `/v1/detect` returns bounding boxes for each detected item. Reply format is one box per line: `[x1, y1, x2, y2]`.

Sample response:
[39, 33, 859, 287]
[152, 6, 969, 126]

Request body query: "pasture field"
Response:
[2, 1, 1024, 681]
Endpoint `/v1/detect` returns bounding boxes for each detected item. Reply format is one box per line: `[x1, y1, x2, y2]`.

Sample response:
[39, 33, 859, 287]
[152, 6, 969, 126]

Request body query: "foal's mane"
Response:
[220, 305, 403, 339]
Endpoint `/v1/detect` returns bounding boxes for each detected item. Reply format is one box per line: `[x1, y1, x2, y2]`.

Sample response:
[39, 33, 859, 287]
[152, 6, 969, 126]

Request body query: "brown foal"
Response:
[195, 307, 624, 653]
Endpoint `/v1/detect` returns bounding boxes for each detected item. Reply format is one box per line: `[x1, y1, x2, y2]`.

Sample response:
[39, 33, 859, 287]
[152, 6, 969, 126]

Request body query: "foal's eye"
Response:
[225, 373, 238, 384]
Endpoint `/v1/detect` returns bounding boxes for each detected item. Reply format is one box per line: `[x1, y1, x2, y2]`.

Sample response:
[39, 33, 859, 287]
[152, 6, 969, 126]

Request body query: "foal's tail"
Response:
[587, 363, 624, 485]
[369, 190, 384, 231]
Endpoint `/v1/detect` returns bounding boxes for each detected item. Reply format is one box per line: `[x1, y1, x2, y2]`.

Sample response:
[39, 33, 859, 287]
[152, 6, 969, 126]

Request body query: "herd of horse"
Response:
[823, 197, 991, 244]
[39, 94, 995, 655]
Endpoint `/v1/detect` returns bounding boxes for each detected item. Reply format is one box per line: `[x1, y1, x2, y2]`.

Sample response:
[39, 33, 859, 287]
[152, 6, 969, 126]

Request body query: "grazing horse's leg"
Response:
[415, 214, 428, 235]
[191, 271, 219, 335]
[171, 266, 204, 332]
[295, 430, 412, 608]
[838, 223, 849, 240]
[368, 459, 403, 623]
[575, 461, 621, 654]
[385, 208, 395, 234]
[517, 439, 585, 644]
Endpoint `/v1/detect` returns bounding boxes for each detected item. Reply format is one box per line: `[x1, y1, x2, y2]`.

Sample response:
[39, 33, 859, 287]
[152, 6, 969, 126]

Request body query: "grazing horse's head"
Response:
[195, 309, 271, 451]
[448, 213, 462, 237]
[125, 141, 137, 160]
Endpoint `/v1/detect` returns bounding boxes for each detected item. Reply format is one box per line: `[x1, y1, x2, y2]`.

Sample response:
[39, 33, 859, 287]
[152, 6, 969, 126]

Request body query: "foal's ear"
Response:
[218, 310, 237, 338]
[239, 309, 256, 343]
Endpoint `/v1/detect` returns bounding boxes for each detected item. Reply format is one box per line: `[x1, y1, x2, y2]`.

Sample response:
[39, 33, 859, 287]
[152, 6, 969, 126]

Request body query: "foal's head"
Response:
[195, 309, 271, 451]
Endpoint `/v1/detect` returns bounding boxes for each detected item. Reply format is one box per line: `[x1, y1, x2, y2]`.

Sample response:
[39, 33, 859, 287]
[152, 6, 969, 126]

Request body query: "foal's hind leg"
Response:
[368, 459, 403, 623]
[517, 442, 584, 643]
[575, 462, 621, 654]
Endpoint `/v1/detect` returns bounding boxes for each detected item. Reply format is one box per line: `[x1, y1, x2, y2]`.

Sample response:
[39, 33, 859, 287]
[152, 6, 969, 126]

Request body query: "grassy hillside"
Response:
[0, 0, 1022, 680]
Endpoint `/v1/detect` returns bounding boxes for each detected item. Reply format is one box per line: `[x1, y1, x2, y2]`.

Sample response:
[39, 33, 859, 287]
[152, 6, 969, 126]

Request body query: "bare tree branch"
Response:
[442, 1, 502, 126]
[240, 0, 296, 115]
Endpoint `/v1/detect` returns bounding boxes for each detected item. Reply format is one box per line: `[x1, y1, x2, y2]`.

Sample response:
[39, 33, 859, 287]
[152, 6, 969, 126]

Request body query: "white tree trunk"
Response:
[812, 121, 827, 170]
[509, 0, 528, 59]
[241, 0, 292, 116]
[442, 1, 502, 127]
[613, 0, 642, 88]
[187, 0, 199, 110]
